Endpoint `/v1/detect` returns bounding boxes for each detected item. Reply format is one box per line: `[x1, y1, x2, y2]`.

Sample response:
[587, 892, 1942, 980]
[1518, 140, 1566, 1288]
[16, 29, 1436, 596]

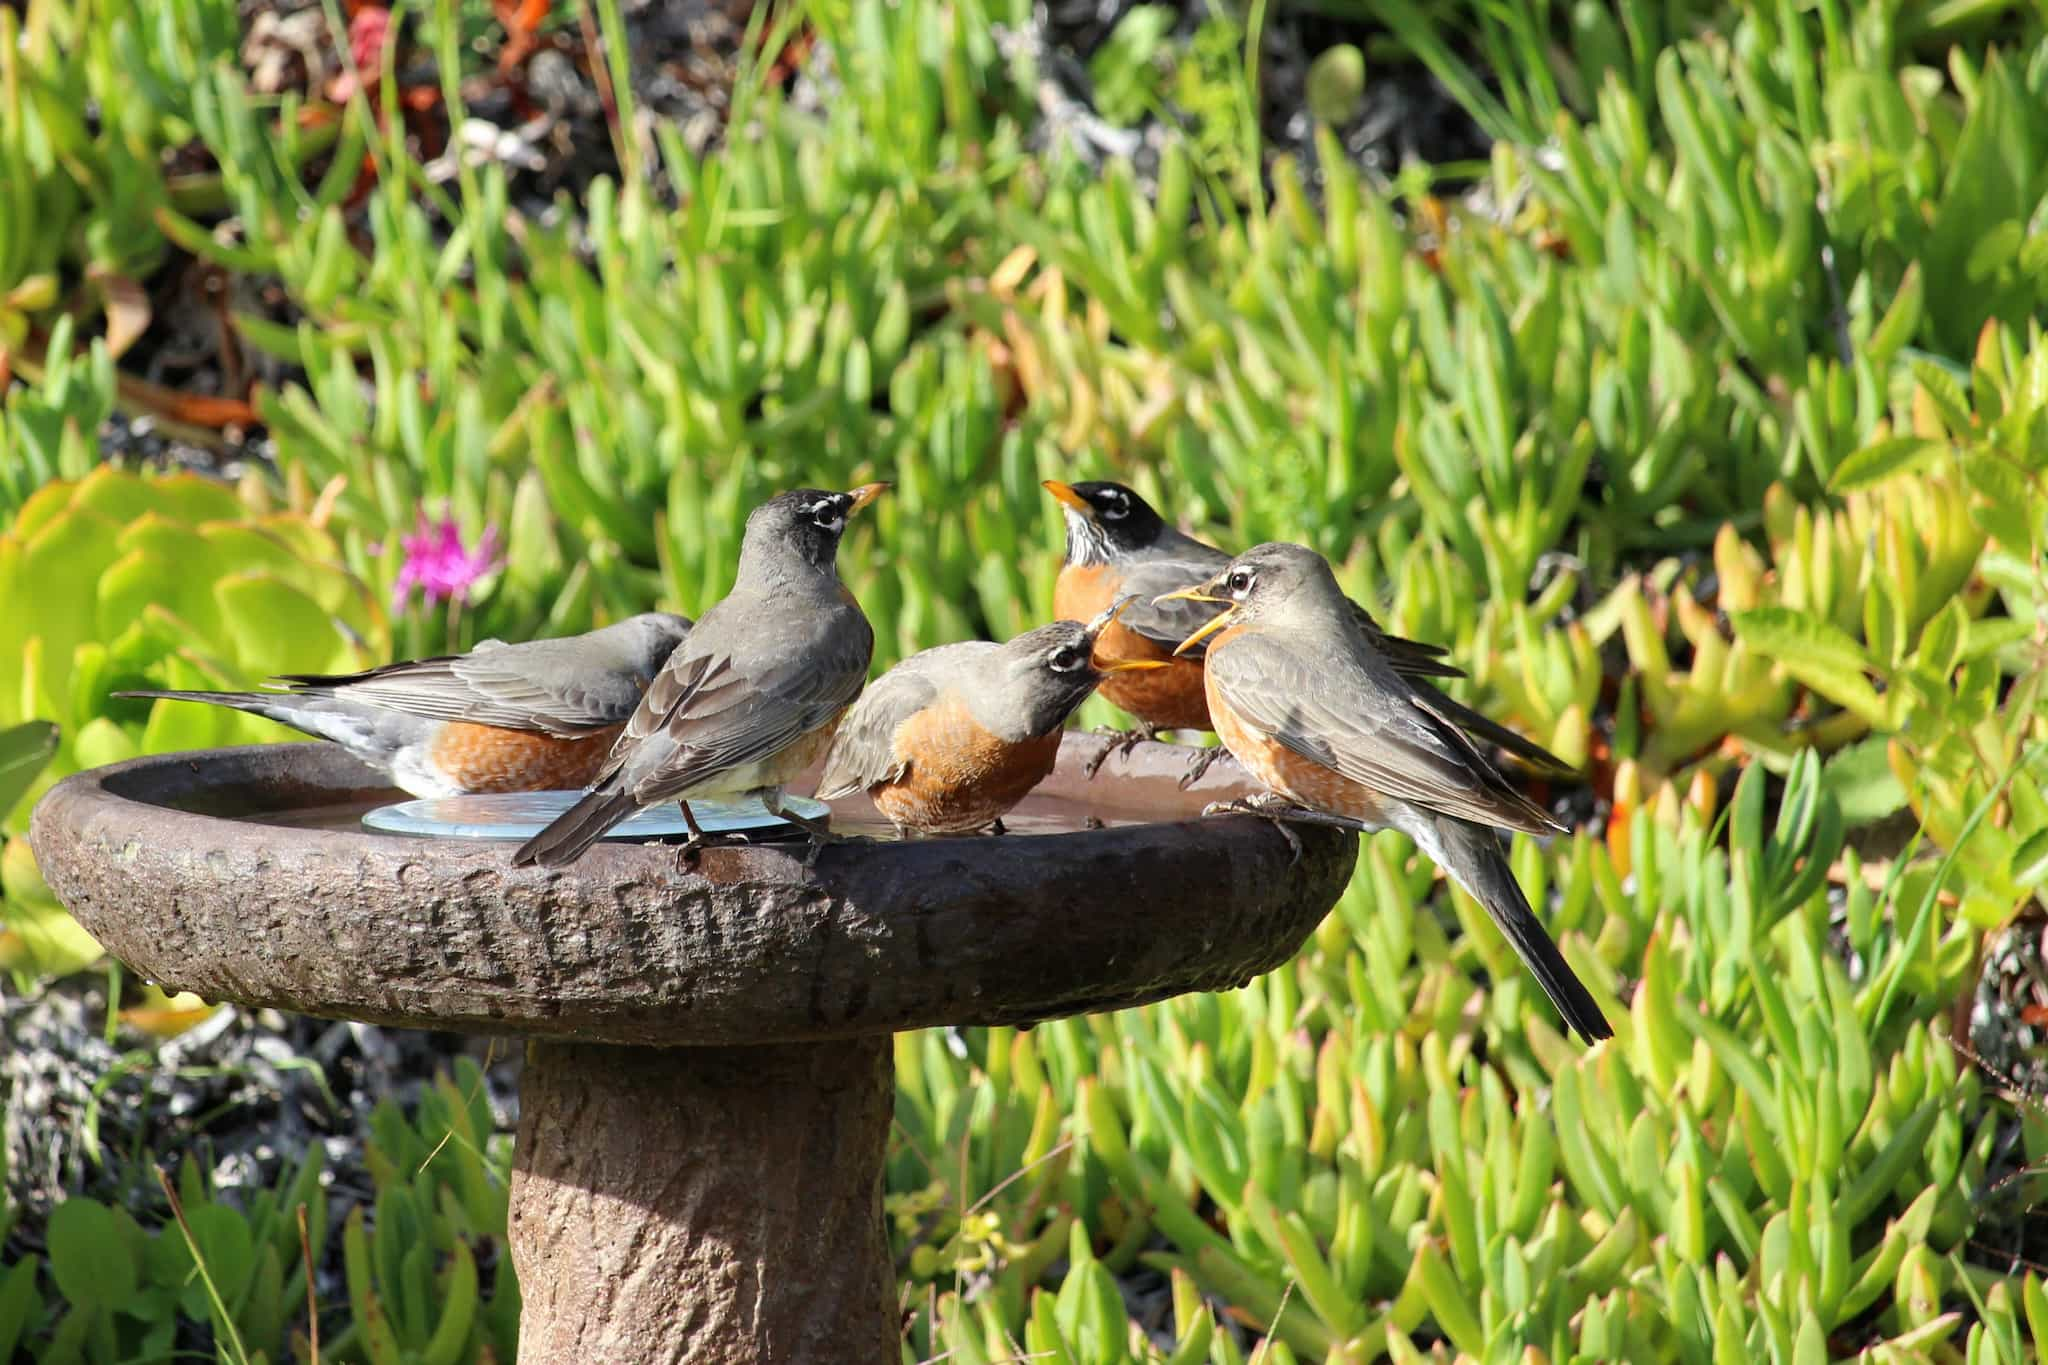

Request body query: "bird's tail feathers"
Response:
[1424, 815, 1612, 1042]
[511, 786, 641, 867]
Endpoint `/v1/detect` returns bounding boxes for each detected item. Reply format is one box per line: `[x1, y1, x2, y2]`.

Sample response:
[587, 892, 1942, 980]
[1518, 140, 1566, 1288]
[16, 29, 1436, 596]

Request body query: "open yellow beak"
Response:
[1171, 609, 1236, 656]
[1082, 592, 1140, 636]
[1082, 594, 1168, 672]
[1041, 480, 1092, 516]
[845, 482, 890, 512]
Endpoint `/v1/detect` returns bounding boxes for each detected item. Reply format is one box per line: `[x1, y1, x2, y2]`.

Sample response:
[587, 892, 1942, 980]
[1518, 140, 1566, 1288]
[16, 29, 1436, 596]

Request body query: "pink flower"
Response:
[393, 510, 501, 609]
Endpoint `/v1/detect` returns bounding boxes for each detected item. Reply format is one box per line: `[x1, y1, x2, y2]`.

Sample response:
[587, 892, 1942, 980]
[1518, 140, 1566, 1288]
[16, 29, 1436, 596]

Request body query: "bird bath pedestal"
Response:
[30, 737, 1355, 1364]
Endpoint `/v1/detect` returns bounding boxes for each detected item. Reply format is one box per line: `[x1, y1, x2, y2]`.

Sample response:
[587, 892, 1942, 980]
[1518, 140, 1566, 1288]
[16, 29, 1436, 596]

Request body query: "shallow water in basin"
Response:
[236, 787, 1172, 843]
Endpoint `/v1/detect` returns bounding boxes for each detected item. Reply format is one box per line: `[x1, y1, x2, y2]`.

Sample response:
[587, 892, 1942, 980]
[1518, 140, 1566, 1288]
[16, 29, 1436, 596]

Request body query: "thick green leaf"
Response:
[0, 720, 57, 825]
[1731, 607, 1886, 725]
[1822, 737, 1909, 826]
[46, 1200, 136, 1309]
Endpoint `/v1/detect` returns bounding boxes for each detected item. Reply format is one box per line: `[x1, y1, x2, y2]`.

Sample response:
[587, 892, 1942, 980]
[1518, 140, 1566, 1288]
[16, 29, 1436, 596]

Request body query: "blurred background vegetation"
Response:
[4, 0, 2048, 1358]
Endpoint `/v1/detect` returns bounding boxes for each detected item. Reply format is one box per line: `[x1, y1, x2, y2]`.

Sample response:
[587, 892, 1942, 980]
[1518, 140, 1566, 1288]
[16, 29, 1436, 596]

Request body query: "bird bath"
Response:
[29, 736, 1355, 1363]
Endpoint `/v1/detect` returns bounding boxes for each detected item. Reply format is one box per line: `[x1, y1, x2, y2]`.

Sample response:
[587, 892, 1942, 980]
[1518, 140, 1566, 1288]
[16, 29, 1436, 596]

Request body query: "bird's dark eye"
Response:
[1100, 493, 1128, 521]
[1227, 570, 1253, 594]
[1050, 646, 1086, 672]
[805, 500, 845, 532]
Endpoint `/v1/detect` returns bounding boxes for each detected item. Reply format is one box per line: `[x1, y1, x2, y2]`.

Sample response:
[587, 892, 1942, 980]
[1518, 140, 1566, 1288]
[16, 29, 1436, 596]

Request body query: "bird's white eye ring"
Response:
[1050, 646, 1086, 672]
[805, 500, 844, 533]
[1100, 492, 1128, 520]
[1227, 570, 1253, 594]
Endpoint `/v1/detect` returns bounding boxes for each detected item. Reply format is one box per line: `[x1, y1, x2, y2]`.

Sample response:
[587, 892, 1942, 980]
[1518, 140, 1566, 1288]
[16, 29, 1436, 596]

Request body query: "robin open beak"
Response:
[1041, 480, 1093, 516]
[1081, 594, 1168, 672]
[1171, 609, 1235, 656]
[1082, 593, 1140, 636]
[1153, 583, 1235, 656]
[844, 482, 890, 512]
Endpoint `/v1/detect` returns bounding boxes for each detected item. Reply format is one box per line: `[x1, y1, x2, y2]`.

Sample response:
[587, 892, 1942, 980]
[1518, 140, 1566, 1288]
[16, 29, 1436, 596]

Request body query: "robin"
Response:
[813, 596, 1166, 836]
[115, 612, 694, 797]
[512, 484, 887, 868]
[1157, 542, 1611, 1042]
[1042, 479, 1572, 784]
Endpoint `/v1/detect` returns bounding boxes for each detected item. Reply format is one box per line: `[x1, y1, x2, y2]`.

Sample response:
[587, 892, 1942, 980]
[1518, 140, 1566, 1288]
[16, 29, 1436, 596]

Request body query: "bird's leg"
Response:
[989, 817, 1007, 836]
[1199, 793, 1367, 868]
[1082, 721, 1158, 779]
[1176, 744, 1231, 790]
[675, 800, 709, 865]
[765, 793, 837, 869]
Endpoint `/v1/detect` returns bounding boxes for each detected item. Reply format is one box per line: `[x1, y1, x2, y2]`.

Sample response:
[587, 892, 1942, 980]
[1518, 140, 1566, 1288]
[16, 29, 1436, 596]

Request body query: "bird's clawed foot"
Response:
[766, 801, 841, 870]
[1082, 724, 1157, 779]
[1176, 745, 1229, 790]
[1199, 794, 1364, 868]
[989, 817, 1007, 836]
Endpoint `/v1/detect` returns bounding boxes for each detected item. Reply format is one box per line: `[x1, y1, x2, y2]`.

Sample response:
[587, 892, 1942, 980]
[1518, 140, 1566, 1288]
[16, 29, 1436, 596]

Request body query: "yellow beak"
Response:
[1152, 585, 1226, 606]
[1042, 480, 1092, 516]
[1082, 592, 1139, 636]
[1171, 609, 1236, 656]
[845, 482, 890, 512]
[1082, 594, 1167, 672]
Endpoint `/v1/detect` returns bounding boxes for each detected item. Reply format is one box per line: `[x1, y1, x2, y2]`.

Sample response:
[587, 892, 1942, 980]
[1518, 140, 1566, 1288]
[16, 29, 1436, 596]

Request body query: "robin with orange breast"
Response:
[1158, 543, 1611, 1043]
[1043, 479, 1572, 785]
[814, 596, 1165, 837]
[116, 612, 693, 797]
[512, 484, 886, 868]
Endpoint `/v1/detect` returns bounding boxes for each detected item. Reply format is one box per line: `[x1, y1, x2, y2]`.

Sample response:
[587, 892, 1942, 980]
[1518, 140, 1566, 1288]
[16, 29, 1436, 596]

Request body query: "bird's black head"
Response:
[742, 484, 888, 577]
[1042, 480, 1168, 564]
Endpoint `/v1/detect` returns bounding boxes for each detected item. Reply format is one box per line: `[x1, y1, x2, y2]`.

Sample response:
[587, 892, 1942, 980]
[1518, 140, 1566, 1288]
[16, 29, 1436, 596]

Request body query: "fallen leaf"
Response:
[90, 269, 152, 360]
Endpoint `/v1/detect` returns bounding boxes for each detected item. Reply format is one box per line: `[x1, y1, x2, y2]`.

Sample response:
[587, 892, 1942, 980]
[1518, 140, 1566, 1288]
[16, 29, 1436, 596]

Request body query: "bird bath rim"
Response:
[28, 736, 1357, 1048]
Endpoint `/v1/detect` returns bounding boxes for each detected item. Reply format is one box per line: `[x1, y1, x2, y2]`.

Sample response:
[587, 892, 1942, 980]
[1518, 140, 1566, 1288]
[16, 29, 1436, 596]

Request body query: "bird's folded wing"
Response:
[612, 617, 874, 803]
[1207, 632, 1560, 835]
[273, 640, 639, 736]
[1350, 606, 1461, 679]
[813, 665, 939, 799]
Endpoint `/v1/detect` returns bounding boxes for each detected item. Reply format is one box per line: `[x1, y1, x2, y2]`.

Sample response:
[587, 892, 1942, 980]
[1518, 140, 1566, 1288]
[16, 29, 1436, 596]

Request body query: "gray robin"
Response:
[813, 596, 1166, 836]
[1157, 542, 1611, 1043]
[115, 612, 693, 797]
[512, 484, 887, 867]
[1043, 479, 1573, 785]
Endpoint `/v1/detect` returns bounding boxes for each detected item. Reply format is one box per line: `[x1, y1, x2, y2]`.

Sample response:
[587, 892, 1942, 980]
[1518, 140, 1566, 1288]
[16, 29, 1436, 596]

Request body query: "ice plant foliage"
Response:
[393, 511, 502, 609]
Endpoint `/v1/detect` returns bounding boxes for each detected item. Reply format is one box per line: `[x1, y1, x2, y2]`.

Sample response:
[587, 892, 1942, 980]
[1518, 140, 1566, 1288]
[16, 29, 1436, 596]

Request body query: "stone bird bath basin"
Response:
[30, 735, 1354, 1363]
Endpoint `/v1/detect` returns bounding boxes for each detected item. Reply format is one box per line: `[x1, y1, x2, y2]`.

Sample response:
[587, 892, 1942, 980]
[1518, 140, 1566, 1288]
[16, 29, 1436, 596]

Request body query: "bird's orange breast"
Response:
[1054, 562, 1212, 731]
[427, 722, 625, 793]
[1204, 628, 1387, 825]
[869, 695, 1061, 834]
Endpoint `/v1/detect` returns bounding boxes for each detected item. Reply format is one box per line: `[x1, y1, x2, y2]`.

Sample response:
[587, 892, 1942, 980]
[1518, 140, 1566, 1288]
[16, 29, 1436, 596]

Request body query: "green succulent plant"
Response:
[0, 465, 387, 978]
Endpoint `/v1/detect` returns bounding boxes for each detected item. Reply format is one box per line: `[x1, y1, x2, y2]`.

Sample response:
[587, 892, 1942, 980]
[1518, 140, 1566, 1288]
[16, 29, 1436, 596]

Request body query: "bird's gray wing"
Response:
[1349, 606, 1462, 680]
[605, 607, 874, 803]
[274, 635, 651, 736]
[1206, 630, 1562, 835]
[813, 661, 944, 800]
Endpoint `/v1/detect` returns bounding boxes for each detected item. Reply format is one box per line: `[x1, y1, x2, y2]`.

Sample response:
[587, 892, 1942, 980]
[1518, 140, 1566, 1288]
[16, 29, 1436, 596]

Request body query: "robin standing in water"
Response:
[513, 485, 886, 868]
